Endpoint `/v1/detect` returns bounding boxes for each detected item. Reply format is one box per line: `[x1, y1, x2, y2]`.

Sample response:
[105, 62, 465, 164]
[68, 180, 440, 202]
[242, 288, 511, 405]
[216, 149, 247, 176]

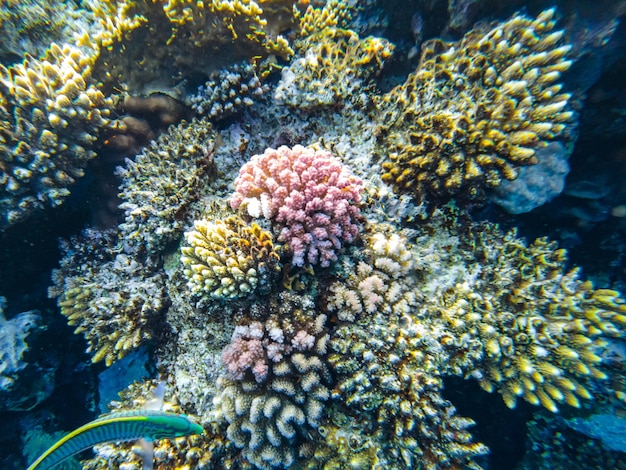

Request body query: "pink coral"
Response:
[222, 337, 268, 383]
[231, 145, 363, 267]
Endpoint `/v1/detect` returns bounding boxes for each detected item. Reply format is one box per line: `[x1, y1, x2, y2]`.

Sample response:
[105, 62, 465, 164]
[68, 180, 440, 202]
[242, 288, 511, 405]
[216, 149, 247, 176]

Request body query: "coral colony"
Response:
[1, 1, 625, 469]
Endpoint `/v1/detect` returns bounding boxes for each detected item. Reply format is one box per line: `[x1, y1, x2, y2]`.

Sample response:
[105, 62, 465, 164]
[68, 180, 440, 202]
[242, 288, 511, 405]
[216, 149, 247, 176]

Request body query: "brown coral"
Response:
[378, 8, 575, 206]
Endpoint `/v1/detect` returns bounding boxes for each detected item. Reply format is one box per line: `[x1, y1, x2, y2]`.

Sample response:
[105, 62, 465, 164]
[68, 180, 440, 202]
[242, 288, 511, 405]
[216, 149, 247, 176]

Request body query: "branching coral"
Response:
[0, 43, 112, 228]
[117, 118, 216, 255]
[190, 62, 268, 120]
[377, 8, 575, 206]
[231, 145, 363, 267]
[275, 28, 394, 109]
[213, 292, 331, 469]
[162, 0, 294, 58]
[327, 229, 488, 468]
[432, 227, 626, 412]
[181, 216, 281, 300]
[49, 231, 167, 367]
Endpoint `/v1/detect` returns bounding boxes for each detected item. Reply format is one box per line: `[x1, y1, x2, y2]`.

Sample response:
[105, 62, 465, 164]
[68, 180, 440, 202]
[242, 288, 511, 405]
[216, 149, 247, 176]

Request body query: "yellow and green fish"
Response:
[27, 409, 204, 470]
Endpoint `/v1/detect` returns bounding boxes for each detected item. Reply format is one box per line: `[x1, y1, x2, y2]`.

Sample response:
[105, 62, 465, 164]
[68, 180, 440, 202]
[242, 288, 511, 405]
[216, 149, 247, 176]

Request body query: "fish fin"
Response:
[139, 438, 154, 470]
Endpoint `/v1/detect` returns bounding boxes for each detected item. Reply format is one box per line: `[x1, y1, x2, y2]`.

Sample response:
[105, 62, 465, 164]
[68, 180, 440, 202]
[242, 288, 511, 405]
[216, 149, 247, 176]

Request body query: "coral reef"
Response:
[231, 145, 363, 267]
[327, 229, 488, 468]
[190, 63, 268, 120]
[14, 4, 626, 470]
[49, 231, 168, 367]
[116, 118, 216, 255]
[275, 28, 394, 109]
[181, 216, 281, 300]
[89, 0, 295, 96]
[378, 8, 575, 207]
[433, 226, 626, 412]
[213, 291, 331, 469]
[0, 43, 112, 228]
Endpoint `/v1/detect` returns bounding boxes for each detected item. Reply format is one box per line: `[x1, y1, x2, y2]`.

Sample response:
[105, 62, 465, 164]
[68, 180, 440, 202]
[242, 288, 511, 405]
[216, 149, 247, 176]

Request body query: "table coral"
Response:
[377, 8, 575, 207]
[231, 145, 363, 267]
[0, 43, 112, 228]
[181, 216, 281, 300]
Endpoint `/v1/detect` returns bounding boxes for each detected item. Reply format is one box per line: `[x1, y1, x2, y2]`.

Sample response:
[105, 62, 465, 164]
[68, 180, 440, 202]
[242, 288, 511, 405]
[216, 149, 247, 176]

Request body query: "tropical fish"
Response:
[26, 410, 204, 470]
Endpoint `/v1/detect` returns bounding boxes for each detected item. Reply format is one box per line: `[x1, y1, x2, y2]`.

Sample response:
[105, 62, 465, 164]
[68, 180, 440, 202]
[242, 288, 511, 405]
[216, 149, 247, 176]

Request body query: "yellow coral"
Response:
[377, 8, 574, 206]
[296, 0, 353, 39]
[162, 0, 294, 57]
[181, 216, 281, 299]
[436, 229, 624, 412]
[275, 28, 394, 109]
[0, 43, 112, 226]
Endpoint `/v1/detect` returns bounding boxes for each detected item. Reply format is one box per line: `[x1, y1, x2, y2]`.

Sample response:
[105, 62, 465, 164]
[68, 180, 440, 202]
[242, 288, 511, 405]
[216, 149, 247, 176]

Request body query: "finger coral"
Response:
[214, 292, 331, 469]
[0, 43, 112, 228]
[180, 216, 281, 300]
[231, 145, 363, 267]
[378, 8, 575, 207]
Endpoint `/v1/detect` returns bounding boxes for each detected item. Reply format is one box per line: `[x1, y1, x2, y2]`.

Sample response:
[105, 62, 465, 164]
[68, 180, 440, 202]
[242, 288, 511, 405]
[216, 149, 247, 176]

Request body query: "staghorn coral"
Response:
[231, 145, 363, 267]
[0, 43, 112, 228]
[180, 216, 281, 300]
[116, 118, 216, 255]
[378, 8, 575, 207]
[431, 226, 626, 412]
[49, 231, 168, 367]
[189, 62, 268, 120]
[275, 28, 394, 109]
[213, 291, 331, 469]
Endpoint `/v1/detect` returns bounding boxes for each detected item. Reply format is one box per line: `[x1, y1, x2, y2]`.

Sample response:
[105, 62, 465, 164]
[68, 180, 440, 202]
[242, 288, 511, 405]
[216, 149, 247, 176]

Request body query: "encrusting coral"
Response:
[377, 8, 575, 207]
[230, 145, 364, 267]
[0, 43, 112, 228]
[181, 216, 281, 300]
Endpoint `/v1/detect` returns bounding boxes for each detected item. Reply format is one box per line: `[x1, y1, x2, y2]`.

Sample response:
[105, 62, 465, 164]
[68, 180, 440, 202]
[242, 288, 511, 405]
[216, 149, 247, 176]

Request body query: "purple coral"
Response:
[231, 145, 363, 267]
